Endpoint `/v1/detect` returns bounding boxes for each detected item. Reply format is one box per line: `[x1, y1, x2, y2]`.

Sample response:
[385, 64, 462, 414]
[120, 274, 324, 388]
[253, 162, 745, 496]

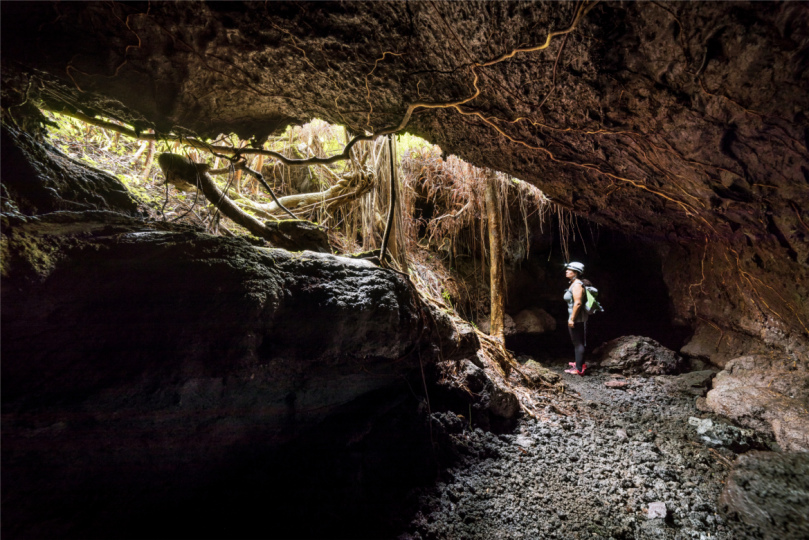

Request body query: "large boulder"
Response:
[705, 355, 809, 452]
[1, 211, 436, 538]
[595, 335, 686, 375]
[512, 306, 556, 334]
[719, 451, 809, 539]
[517, 357, 562, 387]
[441, 357, 520, 430]
[477, 312, 517, 337]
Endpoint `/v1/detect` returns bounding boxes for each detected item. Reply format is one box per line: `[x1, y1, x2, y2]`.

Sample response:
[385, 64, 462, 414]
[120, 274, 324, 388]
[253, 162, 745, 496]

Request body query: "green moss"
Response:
[2, 228, 64, 280]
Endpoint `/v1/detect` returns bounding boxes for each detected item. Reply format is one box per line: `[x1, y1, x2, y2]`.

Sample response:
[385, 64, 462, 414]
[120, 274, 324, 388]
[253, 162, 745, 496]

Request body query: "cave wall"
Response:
[1, 125, 143, 215]
[2, 2, 809, 532]
[1, 208, 431, 536]
[2, 1, 806, 360]
[0, 122, 497, 538]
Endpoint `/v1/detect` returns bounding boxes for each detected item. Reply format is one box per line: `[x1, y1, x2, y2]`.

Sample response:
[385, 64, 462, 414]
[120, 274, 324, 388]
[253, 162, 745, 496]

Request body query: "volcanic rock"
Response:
[706, 355, 809, 452]
[1, 210, 437, 538]
[720, 451, 809, 539]
[680, 323, 768, 368]
[458, 358, 520, 424]
[655, 370, 716, 397]
[2, 125, 142, 216]
[687, 417, 769, 452]
[512, 307, 557, 334]
[596, 336, 686, 375]
[647, 501, 667, 520]
[518, 358, 561, 386]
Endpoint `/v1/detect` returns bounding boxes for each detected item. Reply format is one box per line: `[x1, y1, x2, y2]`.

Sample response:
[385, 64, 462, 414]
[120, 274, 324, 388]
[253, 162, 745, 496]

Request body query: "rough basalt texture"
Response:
[719, 451, 809, 539]
[680, 322, 770, 368]
[1, 212, 425, 400]
[596, 335, 687, 375]
[2, 1, 806, 362]
[1, 125, 143, 215]
[405, 362, 781, 540]
[706, 354, 809, 452]
[0, 210, 438, 538]
[2, 1, 809, 535]
[0, 128, 520, 537]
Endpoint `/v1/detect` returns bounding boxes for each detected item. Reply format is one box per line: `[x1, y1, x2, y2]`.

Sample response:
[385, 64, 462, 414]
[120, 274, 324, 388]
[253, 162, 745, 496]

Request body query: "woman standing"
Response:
[563, 262, 588, 375]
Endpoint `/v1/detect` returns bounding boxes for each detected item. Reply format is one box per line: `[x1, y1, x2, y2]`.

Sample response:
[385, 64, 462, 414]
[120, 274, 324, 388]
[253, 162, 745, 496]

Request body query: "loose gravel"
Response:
[402, 360, 768, 539]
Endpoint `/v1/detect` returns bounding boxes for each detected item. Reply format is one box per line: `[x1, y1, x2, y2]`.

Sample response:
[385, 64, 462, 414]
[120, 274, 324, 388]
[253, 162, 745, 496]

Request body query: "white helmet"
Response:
[565, 262, 585, 274]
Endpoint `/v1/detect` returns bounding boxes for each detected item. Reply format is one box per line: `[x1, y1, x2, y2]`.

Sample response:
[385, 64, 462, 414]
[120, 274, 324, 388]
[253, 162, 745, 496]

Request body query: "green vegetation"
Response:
[42, 111, 552, 322]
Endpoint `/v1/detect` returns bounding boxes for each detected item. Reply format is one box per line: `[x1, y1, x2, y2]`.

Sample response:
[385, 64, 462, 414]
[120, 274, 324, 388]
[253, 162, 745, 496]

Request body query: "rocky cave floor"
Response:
[400, 359, 772, 540]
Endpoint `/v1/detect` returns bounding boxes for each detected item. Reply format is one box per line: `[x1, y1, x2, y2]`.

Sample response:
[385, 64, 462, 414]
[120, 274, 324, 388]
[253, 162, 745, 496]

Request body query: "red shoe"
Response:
[567, 364, 587, 375]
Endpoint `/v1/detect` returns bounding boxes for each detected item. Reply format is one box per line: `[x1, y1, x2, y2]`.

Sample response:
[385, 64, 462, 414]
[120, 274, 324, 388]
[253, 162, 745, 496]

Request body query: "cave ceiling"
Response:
[2, 1, 808, 249]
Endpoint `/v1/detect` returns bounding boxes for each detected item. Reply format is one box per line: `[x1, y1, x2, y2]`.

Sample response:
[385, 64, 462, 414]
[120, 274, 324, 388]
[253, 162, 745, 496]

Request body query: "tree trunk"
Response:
[234, 168, 243, 193]
[485, 169, 505, 342]
[254, 155, 265, 195]
[155, 153, 328, 251]
[379, 135, 398, 265]
[140, 134, 155, 181]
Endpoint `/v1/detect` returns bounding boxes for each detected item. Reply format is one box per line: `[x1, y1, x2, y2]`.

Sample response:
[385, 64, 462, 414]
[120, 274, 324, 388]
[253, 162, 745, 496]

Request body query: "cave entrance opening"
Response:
[38, 109, 690, 365]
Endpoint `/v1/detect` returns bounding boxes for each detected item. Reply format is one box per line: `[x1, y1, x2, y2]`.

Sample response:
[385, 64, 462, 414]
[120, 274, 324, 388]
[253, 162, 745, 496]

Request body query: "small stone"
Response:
[515, 435, 534, 448]
[606, 380, 629, 388]
[616, 429, 628, 439]
[688, 416, 713, 434]
[695, 397, 711, 412]
[647, 501, 667, 520]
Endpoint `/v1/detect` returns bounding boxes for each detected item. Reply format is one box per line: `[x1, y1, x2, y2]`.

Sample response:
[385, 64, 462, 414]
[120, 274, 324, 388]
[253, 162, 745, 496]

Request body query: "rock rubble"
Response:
[403, 362, 784, 539]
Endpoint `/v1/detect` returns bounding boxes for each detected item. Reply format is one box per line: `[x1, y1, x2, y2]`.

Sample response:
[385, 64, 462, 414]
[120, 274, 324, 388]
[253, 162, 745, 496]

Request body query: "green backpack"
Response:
[585, 285, 604, 315]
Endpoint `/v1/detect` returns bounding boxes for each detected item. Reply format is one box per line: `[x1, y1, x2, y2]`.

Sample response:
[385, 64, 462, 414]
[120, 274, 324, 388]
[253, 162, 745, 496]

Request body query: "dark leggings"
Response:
[568, 321, 587, 371]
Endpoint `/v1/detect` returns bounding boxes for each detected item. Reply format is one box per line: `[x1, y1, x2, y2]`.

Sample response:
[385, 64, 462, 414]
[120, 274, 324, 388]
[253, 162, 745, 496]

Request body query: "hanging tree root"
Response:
[42, 1, 713, 235]
[40, 2, 597, 168]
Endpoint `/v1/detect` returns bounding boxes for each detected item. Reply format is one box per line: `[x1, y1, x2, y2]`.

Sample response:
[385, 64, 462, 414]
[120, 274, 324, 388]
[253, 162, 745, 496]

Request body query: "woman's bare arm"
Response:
[569, 281, 583, 327]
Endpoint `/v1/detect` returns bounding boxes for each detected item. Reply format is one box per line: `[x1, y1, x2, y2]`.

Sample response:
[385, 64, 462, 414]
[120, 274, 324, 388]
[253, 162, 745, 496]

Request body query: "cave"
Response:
[2, 2, 808, 539]
[504, 219, 689, 360]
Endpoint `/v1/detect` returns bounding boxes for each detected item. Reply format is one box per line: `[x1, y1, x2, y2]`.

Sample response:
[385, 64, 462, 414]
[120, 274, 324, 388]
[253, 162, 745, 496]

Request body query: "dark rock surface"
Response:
[0, 100, 525, 539]
[518, 357, 562, 387]
[655, 370, 717, 397]
[2, 2, 809, 537]
[2, 1, 808, 357]
[1, 212, 425, 403]
[1, 125, 142, 215]
[0, 210, 442, 538]
[450, 358, 520, 429]
[680, 324, 771, 369]
[596, 335, 687, 375]
[687, 416, 771, 453]
[719, 451, 809, 540]
[403, 361, 781, 540]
